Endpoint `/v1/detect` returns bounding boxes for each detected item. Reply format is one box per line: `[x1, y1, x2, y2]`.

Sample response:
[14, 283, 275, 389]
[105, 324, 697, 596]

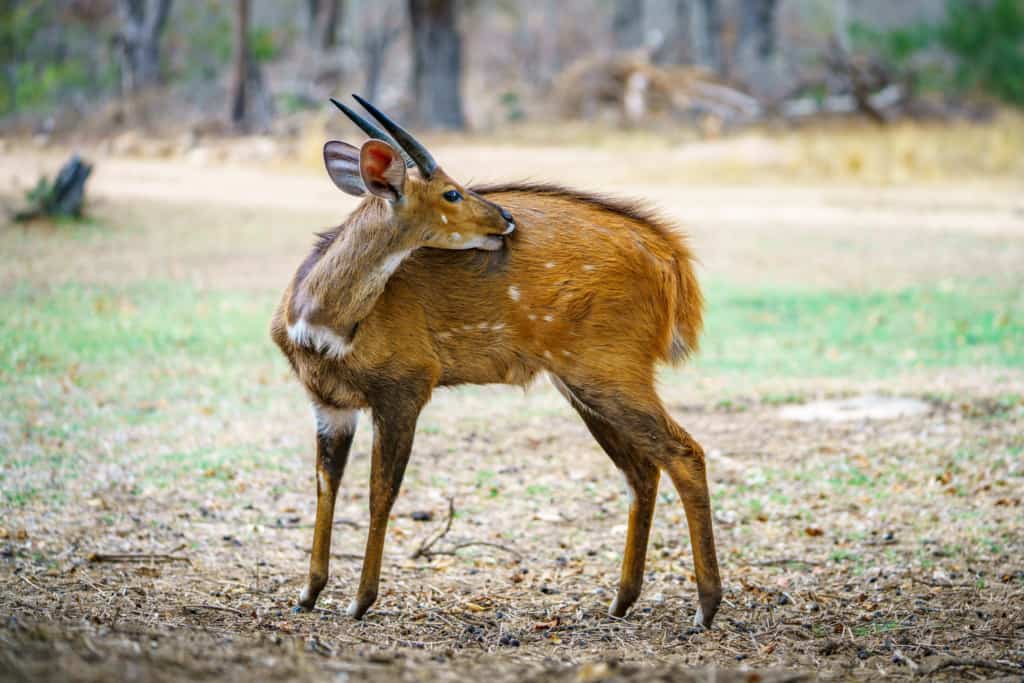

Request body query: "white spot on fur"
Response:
[543, 314, 554, 322]
[527, 313, 537, 321]
[450, 232, 462, 242]
[478, 322, 489, 330]
[461, 324, 474, 331]
[543, 350, 553, 360]
[561, 350, 572, 357]
[508, 286, 521, 301]
[582, 264, 596, 272]
[441, 214, 448, 224]
[545, 262, 555, 269]
[437, 331, 453, 341]
[312, 404, 358, 437]
[491, 323, 506, 331]
[288, 319, 352, 359]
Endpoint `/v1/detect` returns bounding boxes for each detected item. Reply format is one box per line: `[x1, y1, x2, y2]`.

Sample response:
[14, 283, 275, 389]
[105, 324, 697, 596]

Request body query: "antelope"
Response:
[270, 95, 721, 628]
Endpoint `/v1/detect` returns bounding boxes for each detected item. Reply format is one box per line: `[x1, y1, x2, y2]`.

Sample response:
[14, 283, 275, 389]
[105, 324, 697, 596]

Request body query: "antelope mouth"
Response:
[478, 235, 506, 251]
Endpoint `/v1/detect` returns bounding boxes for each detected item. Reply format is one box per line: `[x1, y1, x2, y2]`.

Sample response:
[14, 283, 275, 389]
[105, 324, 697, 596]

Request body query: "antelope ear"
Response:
[359, 140, 406, 202]
[323, 141, 366, 196]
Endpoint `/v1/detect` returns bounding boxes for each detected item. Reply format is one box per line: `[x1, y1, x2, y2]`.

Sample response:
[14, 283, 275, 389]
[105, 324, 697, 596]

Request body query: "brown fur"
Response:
[272, 174, 719, 627]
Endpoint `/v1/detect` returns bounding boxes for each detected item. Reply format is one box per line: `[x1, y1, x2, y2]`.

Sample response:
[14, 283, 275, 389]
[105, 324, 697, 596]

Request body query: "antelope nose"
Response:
[500, 208, 516, 234]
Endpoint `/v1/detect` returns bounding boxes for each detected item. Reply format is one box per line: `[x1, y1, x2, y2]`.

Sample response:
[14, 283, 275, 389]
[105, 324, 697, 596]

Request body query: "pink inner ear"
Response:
[363, 146, 394, 181]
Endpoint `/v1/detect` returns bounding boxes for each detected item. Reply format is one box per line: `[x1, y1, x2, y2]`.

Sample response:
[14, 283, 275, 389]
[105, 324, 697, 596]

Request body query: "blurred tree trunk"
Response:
[612, 0, 645, 51]
[364, 20, 401, 104]
[653, 0, 693, 65]
[833, 0, 850, 52]
[695, 0, 723, 74]
[738, 0, 777, 59]
[229, 0, 249, 130]
[407, 0, 465, 130]
[307, 0, 342, 50]
[116, 0, 172, 93]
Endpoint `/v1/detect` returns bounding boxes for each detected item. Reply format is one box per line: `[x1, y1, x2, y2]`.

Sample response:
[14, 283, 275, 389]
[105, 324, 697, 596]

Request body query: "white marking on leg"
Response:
[312, 404, 358, 437]
[694, 605, 705, 627]
[317, 468, 330, 494]
[549, 374, 605, 422]
[508, 285, 520, 301]
[299, 585, 314, 605]
[288, 319, 353, 359]
[346, 599, 361, 617]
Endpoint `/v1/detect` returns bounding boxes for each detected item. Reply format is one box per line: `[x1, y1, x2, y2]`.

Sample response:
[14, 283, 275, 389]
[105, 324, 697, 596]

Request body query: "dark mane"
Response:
[293, 199, 388, 289]
[293, 225, 342, 288]
[470, 181, 671, 235]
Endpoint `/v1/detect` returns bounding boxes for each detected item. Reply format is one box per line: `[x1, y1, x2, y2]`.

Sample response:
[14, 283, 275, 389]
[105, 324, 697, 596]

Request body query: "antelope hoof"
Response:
[608, 590, 638, 618]
[295, 583, 321, 612]
[695, 591, 721, 628]
[608, 599, 629, 618]
[346, 592, 377, 620]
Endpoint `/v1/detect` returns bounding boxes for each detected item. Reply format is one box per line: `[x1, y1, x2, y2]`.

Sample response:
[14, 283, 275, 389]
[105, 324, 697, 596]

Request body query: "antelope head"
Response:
[323, 94, 516, 252]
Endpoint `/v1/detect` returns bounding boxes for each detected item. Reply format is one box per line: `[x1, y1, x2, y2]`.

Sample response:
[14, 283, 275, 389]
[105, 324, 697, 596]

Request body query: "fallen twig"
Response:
[410, 497, 455, 559]
[427, 541, 523, 561]
[276, 518, 360, 529]
[87, 552, 191, 564]
[922, 656, 1023, 676]
[747, 558, 823, 567]
[182, 604, 245, 617]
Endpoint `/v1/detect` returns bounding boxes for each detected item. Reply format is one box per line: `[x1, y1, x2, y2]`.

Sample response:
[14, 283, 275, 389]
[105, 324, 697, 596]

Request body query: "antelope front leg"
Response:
[296, 406, 357, 611]
[347, 395, 423, 619]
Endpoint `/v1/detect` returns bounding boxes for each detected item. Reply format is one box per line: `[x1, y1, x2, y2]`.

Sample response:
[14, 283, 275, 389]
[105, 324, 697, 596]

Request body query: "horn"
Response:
[330, 97, 415, 168]
[351, 93, 438, 179]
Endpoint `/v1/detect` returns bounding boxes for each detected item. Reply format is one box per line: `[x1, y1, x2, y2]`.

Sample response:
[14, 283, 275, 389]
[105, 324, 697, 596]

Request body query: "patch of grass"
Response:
[693, 281, 1024, 377]
[0, 282, 277, 380]
[853, 621, 904, 637]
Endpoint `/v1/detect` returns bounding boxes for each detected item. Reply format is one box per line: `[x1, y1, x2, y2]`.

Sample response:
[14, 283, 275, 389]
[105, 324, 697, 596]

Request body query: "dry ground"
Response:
[1, 137, 1023, 682]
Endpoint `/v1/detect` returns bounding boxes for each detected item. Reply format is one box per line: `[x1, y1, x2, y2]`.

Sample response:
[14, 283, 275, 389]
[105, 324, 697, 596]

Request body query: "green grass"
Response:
[696, 281, 1024, 376]
[0, 282, 277, 380]
[2, 279, 1021, 386]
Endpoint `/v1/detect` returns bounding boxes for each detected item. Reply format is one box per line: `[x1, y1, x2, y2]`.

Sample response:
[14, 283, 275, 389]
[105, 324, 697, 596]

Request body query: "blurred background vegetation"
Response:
[1, 0, 1022, 139]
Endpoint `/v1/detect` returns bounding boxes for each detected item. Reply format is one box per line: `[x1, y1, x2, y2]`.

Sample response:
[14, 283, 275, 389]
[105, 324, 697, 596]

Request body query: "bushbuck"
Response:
[270, 95, 721, 627]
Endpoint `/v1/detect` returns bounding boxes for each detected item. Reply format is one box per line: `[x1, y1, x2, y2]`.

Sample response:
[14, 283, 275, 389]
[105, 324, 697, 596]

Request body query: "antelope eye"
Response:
[443, 190, 463, 203]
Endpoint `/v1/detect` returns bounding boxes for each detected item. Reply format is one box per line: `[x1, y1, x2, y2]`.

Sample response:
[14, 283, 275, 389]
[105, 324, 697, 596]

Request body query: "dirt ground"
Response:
[1, 141, 1023, 682]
